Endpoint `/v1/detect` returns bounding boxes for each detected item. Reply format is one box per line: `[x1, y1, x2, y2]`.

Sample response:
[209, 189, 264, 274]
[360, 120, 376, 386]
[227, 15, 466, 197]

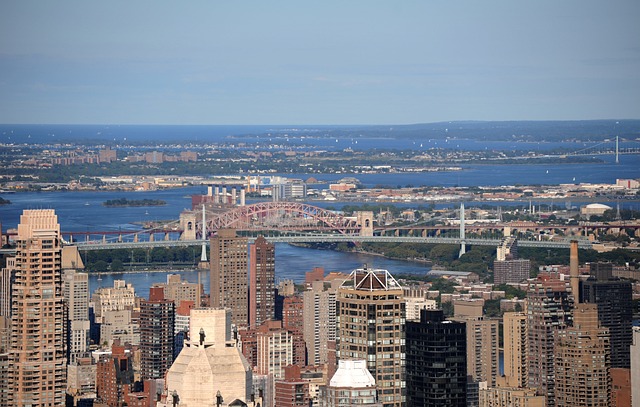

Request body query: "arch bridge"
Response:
[180, 201, 374, 238]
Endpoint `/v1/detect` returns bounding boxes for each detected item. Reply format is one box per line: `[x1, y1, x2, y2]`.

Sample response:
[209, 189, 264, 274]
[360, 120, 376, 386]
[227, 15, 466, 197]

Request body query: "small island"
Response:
[103, 198, 166, 207]
[0, 197, 11, 205]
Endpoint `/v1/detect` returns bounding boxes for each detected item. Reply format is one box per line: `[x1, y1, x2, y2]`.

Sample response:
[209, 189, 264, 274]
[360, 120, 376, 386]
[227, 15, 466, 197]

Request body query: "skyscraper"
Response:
[9, 209, 67, 406]
[406, 309, 467, 407]
[210, 229, 249, 328]
[580, 262, 633, 368]
[336, 266, 405, 407]
[249, 236, 275, 328]
[526, 274, 573, 407]
[459, 316, 498, 387]
[503, 312, 527, 388]
[140, 286, 175, 380]
[303, 280, 339, 366]
[554, 303, 610, 407]
[62, 247, 90, 362]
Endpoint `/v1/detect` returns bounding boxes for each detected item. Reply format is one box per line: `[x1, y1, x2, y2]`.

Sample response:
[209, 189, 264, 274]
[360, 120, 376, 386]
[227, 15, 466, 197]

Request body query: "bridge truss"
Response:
[202, 201, 361, 236]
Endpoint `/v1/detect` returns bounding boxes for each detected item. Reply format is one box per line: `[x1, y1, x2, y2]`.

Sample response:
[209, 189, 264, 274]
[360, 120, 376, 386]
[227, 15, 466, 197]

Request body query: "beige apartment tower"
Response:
[9, 209, 67, 406]
[503, 312, 528, 388]
[210, 229, 249, 328]
[336, 266, 405, 407]
[303, 280, 339, 366]
[554, 303, 610, 407]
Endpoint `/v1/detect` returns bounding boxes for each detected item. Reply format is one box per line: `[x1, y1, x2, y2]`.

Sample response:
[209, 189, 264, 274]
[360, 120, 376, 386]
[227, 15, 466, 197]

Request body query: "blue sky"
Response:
[1, 1, 639, 125]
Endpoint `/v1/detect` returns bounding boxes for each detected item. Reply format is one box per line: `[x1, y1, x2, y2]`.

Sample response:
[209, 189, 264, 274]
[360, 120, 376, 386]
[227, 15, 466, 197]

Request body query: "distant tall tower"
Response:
[526, 275, 573, 407]
[140, 287, 175, 380]
[9, 209, 67, 406]
[210, 229, 249, 328]
[554, 304, 610, 407]
[406, 309, 467, 407]
[249, 236, 275, 328]
[336, 266, 405, 407]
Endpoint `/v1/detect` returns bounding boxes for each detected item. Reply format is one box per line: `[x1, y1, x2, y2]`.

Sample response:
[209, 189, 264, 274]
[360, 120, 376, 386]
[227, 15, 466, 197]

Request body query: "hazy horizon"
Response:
[2, 1, 639, 125]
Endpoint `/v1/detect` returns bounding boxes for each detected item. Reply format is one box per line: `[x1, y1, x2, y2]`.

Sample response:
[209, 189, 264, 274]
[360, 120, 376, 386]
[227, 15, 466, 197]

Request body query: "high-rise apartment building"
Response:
[503, 312, 527, 388]
[494, 259, 531, 285]
[282, 295, 304, 334]
[406, 309, 467, 407]
[336, 266, 405, 407]
[0, 256, 15, 318]
[580, 262, 633, 368]
[554, 303, 610, 407]
[96, 339, 135, 407]
[9, 209, 67, 406]
[140, 286, 175, 380]
[62, 248, 90, 362]
[304, 280, 339, 366]
[256, 320, 305, 378]
[249, 236, 275, 328]
[210, 229, 249, 328]
[462, 317, 499, 387]
[526, 274, 573, 407]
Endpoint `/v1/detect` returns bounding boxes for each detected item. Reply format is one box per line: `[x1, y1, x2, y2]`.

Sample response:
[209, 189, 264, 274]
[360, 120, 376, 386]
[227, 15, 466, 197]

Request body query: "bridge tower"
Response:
[459, 203, 466, 258]
[356, 211, 374, 236]
[179, 211, 197, 240]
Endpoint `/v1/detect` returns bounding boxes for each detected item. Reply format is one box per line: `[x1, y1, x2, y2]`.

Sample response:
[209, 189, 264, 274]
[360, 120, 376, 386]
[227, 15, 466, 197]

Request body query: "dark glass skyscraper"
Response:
[581, 262, 633, 368]
[140, 286, 175, 380]
[406, 309, 467, 407]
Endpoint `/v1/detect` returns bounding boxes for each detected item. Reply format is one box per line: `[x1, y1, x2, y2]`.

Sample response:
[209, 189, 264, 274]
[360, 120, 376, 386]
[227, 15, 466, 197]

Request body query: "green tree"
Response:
[93, 260, 109, 272]
[111, 259, 124, 272]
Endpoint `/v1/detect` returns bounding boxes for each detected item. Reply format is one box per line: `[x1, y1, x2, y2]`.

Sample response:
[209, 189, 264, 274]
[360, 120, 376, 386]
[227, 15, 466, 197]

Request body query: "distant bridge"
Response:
[69, 234, 593, 251]
[507, 137, 640, 162]
[6, 201, 634, 256]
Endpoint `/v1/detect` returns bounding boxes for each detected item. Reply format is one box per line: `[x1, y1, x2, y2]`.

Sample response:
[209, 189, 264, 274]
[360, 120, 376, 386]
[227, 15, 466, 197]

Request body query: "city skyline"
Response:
[1, 1, 639, 125]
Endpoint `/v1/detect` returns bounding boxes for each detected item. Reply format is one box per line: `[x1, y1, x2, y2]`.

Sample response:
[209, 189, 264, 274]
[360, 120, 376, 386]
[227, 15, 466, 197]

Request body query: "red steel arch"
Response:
[204, 201, 360, 235]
